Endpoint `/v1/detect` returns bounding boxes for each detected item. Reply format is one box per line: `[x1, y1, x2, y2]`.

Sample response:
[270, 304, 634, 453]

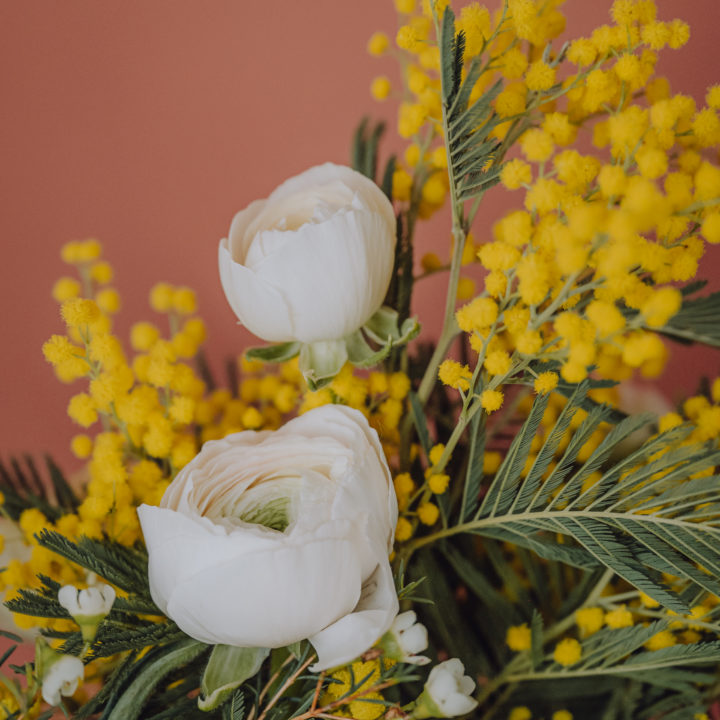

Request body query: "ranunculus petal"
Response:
[139, 506, 366, 648]
[219, 241, 296, 341]
[308, 541, 398, 671]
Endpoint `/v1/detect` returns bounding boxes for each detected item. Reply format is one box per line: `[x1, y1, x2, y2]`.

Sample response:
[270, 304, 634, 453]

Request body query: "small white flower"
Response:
[58, 583, 116, 618]
[58, 583, 116, 642]
[41, 654, 84, 706]
[379, 611, 430, 665]
[413, 658, 478, 718]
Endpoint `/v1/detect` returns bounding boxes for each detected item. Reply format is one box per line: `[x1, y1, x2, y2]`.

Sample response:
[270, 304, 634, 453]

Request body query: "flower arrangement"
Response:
[3, 0, 720, 718]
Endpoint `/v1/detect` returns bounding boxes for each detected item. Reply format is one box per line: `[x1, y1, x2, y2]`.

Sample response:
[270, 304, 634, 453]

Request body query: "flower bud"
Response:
[58, 582, 116, 642]
[411, 658, 478, 718]
[378, 611, 430, 665]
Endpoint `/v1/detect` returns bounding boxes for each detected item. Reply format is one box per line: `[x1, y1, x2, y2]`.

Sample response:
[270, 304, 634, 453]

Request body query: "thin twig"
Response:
[310, 671, 325, 713]
[258, 655, 316, 720]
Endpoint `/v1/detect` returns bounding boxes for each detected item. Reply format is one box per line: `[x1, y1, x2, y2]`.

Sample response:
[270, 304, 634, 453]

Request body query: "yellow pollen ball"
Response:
[95, 288, 121, 314]
[552, 712, 573, 720]
[428, 444, 445, 466]
[395, 517, 413, 541]
[90, 261, 114, 284]
[70, 434, 93, 459]
[371, 76, 391, 101]
[417, 502, 439, 526]
[438, 360, 472, 392]
[428, 474, 450, 494]
[392, 168, 413, 201]
[367, 31, 389, 56]
[149, 283, 174, 313]
[509, 708, 532, 720]
[525, 61, 556, 92]
[394, 472, 415, 497]
[52, 277, 81, 303]
[61, 298, 101, 328]
[480, 389, 504, 413]
[645, 630, 676, 651]
[172, 287, 197, 315]
[241, 406, 263, 429]
[506, 623, 532, 651]
[605, 605, 633, 629]
[575, 607, 604, 635]
[501, 159, 532, 190]
[456, 296, 499, 333]
[553, 638, 582, 666]
[534, 372, 558, 394]
[396, 25, 422, 52]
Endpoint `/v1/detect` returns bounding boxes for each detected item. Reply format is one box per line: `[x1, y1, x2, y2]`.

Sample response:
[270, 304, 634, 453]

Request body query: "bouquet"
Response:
[3, 0, 720, 718]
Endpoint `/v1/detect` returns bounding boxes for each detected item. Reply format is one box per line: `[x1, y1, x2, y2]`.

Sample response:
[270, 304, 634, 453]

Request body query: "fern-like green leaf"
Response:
[445, 387, 720, 612]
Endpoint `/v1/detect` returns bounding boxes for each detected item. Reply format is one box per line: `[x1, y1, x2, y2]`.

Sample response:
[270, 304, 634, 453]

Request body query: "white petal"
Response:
[392, 610, 417, 633]
[400, 623, 428, 655]
[309, 542, 398, 671]
[218, 240, 296, 342]
[42, 656, 84, 706]
[139, 506, 364, 648]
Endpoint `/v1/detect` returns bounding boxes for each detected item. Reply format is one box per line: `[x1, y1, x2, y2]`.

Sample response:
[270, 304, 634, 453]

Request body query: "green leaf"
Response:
[530, 609, 543, 670]
[444, 385, 720, 612]
[198, 645, 268, 711]
[381, 155, 396, 201]
[439, 6, 458, 104]
[659, 288, 720, 347]
[409, 391, 432, 458]
[105, 639, 207, 720]
[460, 410, 485, 522]
[245, 342, 301, 364]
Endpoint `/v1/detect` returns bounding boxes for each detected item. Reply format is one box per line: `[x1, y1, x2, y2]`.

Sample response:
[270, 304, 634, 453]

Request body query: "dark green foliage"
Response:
[455, 386, 720, 613]
[0, 455, 79, 521]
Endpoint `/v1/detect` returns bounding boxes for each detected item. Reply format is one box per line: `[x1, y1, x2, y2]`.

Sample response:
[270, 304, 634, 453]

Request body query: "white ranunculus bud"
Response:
[378, 611, 430, 665]
[58, 583, 116, 642]
[219, 163, 396, 346]
[412, 658, 478, 718]
[138, 405, 399, 672]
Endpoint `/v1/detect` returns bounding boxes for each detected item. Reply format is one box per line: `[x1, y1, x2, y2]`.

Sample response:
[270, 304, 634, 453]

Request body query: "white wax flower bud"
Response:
[58, 583, 116, 618]
[413, 658, 478, 718]
[41, 654, 84, 706]
[379, 611, 430, 665]
[58, 583, 116, 642]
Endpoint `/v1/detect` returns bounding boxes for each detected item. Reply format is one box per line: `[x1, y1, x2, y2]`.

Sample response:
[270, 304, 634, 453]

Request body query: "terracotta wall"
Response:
[1, 0, 719, 471]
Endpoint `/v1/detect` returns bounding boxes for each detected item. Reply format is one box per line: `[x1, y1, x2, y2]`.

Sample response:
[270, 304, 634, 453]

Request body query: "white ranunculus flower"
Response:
[137, 405, 399, 672]
[218, 163, 396, 345]
[41, 654, 84, 706]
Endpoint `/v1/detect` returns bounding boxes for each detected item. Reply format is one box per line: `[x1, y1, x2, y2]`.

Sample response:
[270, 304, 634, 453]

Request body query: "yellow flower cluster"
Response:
[9, 245, 422, 633]
[323, 658, 391, 720]
[430, 0, 715, 414]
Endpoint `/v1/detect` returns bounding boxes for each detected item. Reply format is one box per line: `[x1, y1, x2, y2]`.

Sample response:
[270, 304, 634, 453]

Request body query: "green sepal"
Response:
[363, 306, 420, 346]
[199, 645, 269, 712]
[299, 340, 348, 391]
[345, 331, 392, 369]
[407, 688, 444, 720]
[245, 342, 301, 364]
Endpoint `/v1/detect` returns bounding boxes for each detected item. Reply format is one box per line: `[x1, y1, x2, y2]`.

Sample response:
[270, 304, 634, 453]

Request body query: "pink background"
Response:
[2, 0, 720, 473]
